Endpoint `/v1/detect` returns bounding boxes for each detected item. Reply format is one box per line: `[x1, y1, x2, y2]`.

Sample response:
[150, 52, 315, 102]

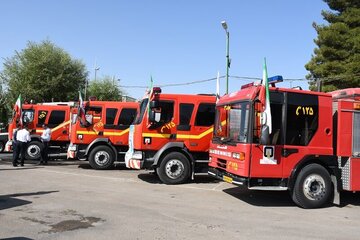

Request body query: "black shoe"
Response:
[20, 164, 24, 167]
[13, 164, 18, 167]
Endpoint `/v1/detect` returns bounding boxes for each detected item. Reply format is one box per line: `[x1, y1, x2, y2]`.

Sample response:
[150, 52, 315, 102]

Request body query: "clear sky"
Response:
[0, 0, 330, 99]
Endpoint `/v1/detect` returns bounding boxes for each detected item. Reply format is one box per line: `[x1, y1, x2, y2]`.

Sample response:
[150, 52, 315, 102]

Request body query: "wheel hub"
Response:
[303, 174, 326, 201]
[165, 159, 184, 179]
[28, 145, 41, 157]
[94, 151, 110, 166]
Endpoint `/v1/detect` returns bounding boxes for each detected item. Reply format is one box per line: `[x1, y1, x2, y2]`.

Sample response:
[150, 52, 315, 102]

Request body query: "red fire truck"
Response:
[67, 100, 138, 170]
[208, 79, 360, 208]
[6, 102, 74, 160]
[125, 87, 216, 184]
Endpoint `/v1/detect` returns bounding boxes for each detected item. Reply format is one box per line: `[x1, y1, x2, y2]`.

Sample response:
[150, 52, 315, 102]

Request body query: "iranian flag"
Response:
[147, 76, 153, 116]
[78, 91, 87, 126]
[261, 58, 272, 134]
[216, 71, 220, 103]
[13, 94, 22, 120]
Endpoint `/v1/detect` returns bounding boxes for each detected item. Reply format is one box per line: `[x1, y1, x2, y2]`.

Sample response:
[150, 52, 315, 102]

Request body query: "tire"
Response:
[88, 145, 115, 170]
[157, 152, 191, 184]
[25, 141, 43, 160]
[0, 141, 4, 152]
[292, 164, 332, 209]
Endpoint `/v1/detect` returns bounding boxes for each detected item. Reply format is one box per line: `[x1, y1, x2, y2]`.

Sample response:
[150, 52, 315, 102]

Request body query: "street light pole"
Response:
[221, 20, 230, 94]
[94, 67, 100, 81]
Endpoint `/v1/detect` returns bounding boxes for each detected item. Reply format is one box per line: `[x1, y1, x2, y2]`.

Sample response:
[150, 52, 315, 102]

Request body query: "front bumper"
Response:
[5, 140, 13, 152]
[125, 150, 143, 169]
[208, 167, 248, 187]
[67, 144, 77, 159]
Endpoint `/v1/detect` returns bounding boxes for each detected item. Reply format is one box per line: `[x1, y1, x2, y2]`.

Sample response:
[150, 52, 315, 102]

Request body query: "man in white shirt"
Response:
[40, 124, 51, 165]
[14, 125, 31, 167]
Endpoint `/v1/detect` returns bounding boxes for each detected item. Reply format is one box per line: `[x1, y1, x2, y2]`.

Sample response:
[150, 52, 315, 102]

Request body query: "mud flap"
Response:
[331, 175, 340, 205]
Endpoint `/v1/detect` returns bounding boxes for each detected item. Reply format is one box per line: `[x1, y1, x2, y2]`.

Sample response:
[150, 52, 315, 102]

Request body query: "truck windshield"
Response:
[134, 98, 148, 125]
[213, 101, 250, 144]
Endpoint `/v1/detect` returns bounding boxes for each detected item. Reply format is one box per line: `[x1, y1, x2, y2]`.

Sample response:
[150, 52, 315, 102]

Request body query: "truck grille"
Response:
[216, 159, 227, 169]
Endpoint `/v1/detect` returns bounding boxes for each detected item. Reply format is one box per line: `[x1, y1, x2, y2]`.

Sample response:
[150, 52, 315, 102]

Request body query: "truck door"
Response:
[104, 107, 118, 143]
[113, 107, 137, 146]
[190, 102, 215, 152]
[177, 103, 194, 148]
[280, 92, 319, 177]
[145, 100, 175, 150]
[250, 92, 284, 178]
[46, 110, 67, 141]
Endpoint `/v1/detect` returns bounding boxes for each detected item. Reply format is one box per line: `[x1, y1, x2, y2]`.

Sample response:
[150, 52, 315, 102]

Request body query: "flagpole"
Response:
[221, 21, 230, 94]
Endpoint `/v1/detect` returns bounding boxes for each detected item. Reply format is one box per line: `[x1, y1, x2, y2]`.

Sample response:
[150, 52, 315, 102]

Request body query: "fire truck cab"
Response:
[6, 102, 74, 160]
[125, 87, 216, 184]
[67, 100, 138, 170]
[208, 81, 360, 208]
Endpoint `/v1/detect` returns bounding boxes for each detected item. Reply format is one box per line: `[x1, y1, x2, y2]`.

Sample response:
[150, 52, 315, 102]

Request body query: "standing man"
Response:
[12, 123, 20, 167]
[40, 124, 51, 165]
[15, 125, 31, 167]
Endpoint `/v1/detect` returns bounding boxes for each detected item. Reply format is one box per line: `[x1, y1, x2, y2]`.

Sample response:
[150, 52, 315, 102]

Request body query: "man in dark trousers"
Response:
[40, 124, 51, 165]
[12, 123, 20, 167]
[14, 124, 31, 167]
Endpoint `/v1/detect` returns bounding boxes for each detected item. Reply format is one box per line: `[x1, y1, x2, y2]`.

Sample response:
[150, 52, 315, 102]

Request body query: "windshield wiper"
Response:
[220, 137, 232, 144]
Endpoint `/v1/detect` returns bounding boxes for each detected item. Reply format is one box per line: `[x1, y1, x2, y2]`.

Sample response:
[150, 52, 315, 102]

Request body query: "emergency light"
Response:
[152, 87, 162, 94]
[268, 75, 283, 85]
[240, 75, 283, 89]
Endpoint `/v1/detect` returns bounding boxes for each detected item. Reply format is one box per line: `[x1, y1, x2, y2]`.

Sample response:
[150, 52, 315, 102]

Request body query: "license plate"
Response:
[223, 175, 233, 183]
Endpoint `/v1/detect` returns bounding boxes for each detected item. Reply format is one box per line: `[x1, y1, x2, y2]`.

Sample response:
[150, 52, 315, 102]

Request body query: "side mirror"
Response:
[149, 110, 161, 123]
[85, 114, 93, 125]
[260, 125, 270, 145]
[149, 101, 159, 108]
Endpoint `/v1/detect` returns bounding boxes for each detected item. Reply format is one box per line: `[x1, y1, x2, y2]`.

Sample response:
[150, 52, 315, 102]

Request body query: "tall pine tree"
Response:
[305, 0, 360, 92]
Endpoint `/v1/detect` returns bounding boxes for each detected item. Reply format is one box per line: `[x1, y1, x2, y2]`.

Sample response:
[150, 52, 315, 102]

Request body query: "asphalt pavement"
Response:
[1, 153, 360, 240]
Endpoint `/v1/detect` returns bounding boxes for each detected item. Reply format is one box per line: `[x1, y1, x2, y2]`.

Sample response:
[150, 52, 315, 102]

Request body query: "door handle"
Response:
[282, 148, 299, 157]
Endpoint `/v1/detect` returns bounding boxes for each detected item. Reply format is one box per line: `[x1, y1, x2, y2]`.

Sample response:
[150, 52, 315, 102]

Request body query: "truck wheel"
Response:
[292, 164, 331, 209]
[89, 145, 114, 170]
[0, 141, 4, 152]
[25, 141, 43, 160]
[158, 152, 190, 184]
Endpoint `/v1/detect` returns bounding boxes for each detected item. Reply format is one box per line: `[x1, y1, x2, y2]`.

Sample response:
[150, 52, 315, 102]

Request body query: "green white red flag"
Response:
[13, 94, 22, 124]
[261, 58, 272, 134]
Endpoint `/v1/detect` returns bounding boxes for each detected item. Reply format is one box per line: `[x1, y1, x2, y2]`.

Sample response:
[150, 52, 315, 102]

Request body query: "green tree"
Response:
[1, 40, 88, 104]
[87, 76, 127, 101]
[305, 0, 360, 92]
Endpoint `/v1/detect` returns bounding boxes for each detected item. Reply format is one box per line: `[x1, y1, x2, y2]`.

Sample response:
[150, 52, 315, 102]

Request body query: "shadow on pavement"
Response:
[223, 186, 360, 208]
[2, 237, 34, 240]
[0, 191, 59, 211]
[138, 172, 220, 185]
[137, 172, 162, 184]
[223, 187, 296, 207]
[77, 162, 130, 171]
